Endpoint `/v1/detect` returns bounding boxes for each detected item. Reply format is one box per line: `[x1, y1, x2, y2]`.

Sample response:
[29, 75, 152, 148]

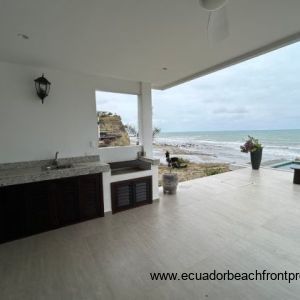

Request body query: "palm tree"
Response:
[125, 124, 161, 139]
[152, 127, 161, 138]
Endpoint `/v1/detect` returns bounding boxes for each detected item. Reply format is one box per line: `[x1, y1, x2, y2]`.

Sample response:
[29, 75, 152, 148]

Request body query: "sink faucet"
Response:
[53, 151, 59, 166]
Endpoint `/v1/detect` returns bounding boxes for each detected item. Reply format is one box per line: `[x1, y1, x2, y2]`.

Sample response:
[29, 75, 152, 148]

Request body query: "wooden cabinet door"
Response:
[0, 188, 4, 243]
[133, 177, 152, 207]
[56, 177, 79, 226]
[0, 173, 104, 244]
[25, 181, 58, 235]
[111, 176, 152, 214]
[111, 180, 134, 214]
[78, 174, 104, 221]
[0, 188, 7, 243]
[0, 185, 27, 242]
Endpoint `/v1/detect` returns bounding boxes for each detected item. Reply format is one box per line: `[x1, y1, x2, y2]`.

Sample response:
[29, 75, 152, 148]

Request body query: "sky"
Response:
[96, 41, 300, 132]
[95, 91, 138, 127]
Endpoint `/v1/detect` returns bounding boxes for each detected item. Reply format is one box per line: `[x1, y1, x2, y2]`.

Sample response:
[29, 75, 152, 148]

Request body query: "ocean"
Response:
[153, 129, 300, 165]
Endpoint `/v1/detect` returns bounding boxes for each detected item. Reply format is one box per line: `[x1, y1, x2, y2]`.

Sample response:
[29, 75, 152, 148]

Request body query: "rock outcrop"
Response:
[97, 112, 130, 147]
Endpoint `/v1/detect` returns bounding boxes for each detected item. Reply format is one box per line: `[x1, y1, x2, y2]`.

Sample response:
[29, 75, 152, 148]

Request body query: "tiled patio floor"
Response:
[1, 168, 300, 299]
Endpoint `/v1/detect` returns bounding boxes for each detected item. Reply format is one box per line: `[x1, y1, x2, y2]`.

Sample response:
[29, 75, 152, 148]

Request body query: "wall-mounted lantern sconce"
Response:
[34, 74, 51, 104]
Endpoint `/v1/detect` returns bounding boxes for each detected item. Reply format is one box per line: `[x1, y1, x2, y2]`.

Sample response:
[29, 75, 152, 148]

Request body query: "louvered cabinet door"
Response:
[133, 177, 152, 207]
[111, 181, 133, 213]
[111, 176, 152, 214]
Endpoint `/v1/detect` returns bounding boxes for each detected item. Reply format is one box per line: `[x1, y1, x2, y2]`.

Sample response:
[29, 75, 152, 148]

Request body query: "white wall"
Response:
[0, 61, 140, 163]
[0, 61, 158, 212]
[152, 165, 159, 200]
[98, 145, 142, 163]
[138, 82, 153, 158]
[102, 165, 159, 213]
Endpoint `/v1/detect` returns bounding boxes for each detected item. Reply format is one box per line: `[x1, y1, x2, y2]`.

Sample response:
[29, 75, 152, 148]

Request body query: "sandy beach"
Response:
[154, 143, 231, 185]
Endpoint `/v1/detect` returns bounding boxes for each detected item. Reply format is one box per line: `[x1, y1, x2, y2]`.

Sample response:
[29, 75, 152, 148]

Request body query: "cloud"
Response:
[213, 107, 249, 114]
[95, 91, 138, 126]
[152, 41, 300, 131]
[97, 42, 300, 132]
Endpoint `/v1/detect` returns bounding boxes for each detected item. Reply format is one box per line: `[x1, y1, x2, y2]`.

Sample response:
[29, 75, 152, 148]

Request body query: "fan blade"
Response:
[207, 5, 229, 44]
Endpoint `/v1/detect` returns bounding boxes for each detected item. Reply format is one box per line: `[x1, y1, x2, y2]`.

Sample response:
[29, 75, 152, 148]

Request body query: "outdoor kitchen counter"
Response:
[0, 156, 110, 187]
[138, 157, 160, 165]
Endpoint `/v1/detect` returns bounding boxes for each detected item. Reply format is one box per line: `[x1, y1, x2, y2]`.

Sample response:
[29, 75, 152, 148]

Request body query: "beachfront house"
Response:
[1, 1, 300, 299]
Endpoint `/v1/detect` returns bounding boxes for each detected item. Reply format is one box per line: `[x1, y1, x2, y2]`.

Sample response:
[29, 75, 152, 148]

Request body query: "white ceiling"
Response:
[1, 0, 300, 89]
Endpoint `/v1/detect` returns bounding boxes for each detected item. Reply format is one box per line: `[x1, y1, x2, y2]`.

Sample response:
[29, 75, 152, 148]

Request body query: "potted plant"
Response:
[240, 136, 263, 170]
[162, 167, 178, 194]
[162, 151, 179, 194]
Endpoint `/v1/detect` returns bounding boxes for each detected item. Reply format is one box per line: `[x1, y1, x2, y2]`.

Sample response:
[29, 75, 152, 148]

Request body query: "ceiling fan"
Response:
[199, 0, 229, 44]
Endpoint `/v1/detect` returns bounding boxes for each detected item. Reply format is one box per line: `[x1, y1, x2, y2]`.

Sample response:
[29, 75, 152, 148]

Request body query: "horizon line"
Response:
[160, 128, 300, 133]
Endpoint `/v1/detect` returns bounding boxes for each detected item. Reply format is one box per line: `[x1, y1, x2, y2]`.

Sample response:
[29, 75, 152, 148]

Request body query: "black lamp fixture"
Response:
[34, 74, 51, 104]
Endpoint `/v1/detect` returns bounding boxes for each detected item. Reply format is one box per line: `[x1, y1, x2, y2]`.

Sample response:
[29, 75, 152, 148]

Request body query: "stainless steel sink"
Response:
[42, 151, 73, 171]
[42, 163, 73, 171]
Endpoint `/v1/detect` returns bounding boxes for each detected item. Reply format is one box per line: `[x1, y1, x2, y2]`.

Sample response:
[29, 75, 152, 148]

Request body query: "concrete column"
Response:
[138, 82, 153, 158]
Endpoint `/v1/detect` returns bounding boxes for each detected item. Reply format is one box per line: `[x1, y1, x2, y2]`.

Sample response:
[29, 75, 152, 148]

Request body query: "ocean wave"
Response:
[155, 138, 241, 147]
[264, 145, 300, 151]
[154, 135, 300, 164]
[155, 138, 300, 150]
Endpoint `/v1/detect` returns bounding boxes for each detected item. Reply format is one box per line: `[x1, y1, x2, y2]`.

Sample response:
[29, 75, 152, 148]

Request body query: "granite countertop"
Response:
[0, 156, 160, 187]
[138, 157, 160, 165]
[0, 155, 110, 187]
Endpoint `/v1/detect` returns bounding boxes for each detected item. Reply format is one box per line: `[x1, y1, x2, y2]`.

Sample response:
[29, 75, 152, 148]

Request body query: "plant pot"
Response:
[250, 148, 263, 170]
[162, 173, 178, 194]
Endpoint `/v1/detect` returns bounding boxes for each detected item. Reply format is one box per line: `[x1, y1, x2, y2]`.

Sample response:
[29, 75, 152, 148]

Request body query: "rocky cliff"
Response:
[97, 112, 130, 147]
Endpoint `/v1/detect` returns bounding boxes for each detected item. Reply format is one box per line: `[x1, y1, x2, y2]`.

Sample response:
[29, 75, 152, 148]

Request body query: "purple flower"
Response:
[240, 136, 262, 153]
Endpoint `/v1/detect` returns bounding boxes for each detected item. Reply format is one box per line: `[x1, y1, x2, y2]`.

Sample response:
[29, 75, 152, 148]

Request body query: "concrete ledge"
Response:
[139, 157, 160, 166]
